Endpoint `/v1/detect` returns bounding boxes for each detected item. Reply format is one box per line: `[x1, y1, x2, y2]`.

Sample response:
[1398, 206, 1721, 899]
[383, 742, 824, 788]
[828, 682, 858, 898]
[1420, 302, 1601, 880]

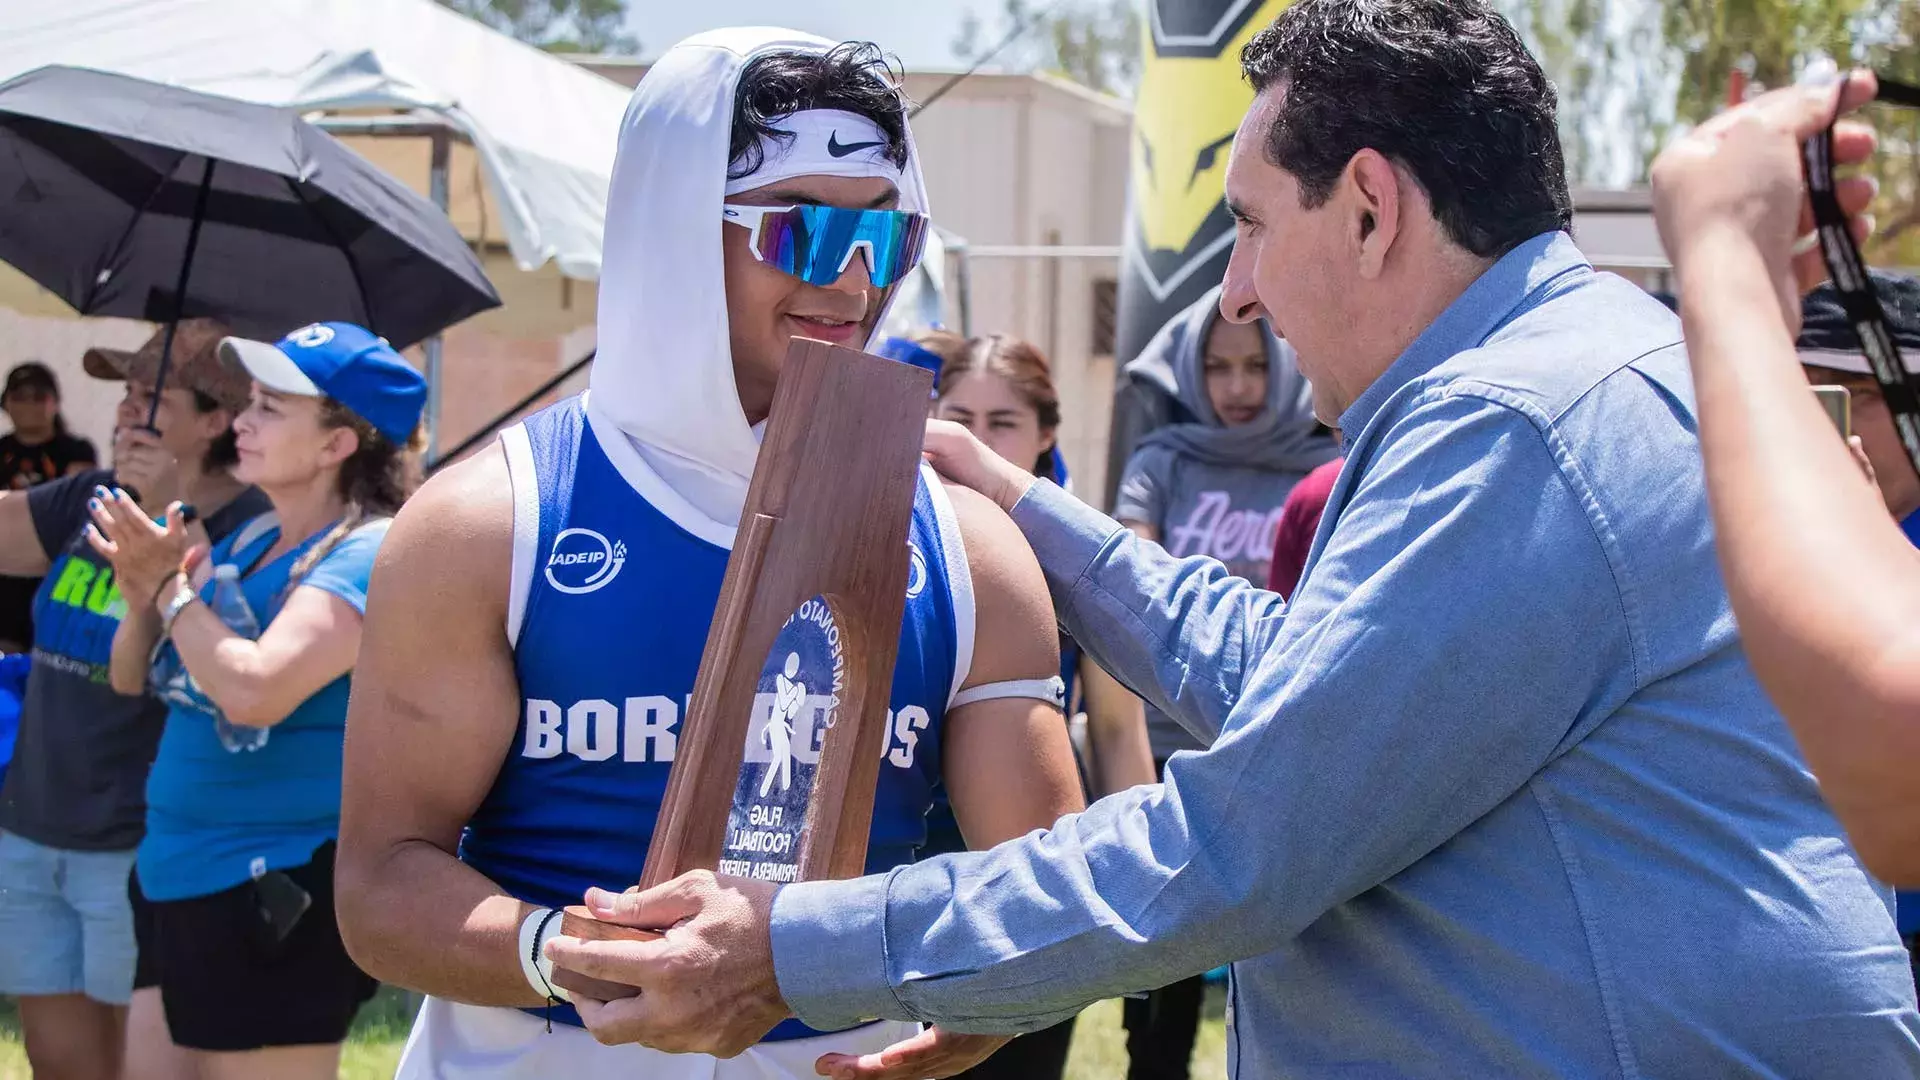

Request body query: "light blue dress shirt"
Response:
[772, 233, 1920, 1077]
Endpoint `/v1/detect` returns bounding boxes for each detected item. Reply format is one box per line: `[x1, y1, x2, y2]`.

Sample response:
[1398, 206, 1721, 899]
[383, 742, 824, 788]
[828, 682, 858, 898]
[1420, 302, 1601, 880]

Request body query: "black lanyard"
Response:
[1801, 74, 1920, 475]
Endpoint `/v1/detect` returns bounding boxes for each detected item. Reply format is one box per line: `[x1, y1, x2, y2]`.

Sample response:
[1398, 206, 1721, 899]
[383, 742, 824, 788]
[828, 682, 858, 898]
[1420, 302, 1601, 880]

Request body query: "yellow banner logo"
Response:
[1126, 0, 1292, 304]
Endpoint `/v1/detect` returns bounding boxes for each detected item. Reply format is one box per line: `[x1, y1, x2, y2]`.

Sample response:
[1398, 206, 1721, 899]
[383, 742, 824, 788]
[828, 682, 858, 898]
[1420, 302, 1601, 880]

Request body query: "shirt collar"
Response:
[1340, 230, 1591, 437]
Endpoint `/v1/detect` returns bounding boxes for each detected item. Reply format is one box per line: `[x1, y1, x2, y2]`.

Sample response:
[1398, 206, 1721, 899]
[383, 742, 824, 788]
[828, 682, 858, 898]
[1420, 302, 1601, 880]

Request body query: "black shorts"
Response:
[130, 870, 158, 991]
[131, 842, 377, 1051]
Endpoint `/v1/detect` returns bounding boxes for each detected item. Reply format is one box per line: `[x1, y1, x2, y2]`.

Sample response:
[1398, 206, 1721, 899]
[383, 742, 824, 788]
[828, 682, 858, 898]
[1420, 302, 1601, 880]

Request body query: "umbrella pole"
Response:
[146, 156, 217, 430]
[423, 131, 451, 460]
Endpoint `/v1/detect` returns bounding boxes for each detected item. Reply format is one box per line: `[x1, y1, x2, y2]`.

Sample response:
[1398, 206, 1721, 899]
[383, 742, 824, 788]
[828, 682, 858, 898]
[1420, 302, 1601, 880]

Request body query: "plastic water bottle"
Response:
[207, 565, 268, 753]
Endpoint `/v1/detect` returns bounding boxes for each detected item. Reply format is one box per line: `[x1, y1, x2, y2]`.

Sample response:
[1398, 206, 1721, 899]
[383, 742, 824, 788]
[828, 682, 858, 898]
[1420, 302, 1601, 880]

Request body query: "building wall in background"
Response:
[0, 303, 150, 456]
[905, 72, 1131, 502]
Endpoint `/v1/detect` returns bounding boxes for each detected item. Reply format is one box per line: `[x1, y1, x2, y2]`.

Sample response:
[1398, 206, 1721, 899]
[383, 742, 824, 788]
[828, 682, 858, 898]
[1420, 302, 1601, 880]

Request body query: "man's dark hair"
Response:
[728, 42, 912, 182]
[1241, 0, 1571, 259]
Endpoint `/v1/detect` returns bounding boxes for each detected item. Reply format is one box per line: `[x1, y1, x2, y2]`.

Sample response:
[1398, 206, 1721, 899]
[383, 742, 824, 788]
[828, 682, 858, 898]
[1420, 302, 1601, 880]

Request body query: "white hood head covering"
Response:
[589, 27, 931, 517]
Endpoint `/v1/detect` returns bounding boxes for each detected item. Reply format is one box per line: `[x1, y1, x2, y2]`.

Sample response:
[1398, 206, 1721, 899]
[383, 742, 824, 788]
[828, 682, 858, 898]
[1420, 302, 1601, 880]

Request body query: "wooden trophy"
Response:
[553, 338, 933, 998]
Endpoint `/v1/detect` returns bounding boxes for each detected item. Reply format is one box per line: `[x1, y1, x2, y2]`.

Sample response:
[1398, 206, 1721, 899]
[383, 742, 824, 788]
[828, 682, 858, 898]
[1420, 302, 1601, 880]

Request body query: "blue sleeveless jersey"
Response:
[460, 395, 970, 1039]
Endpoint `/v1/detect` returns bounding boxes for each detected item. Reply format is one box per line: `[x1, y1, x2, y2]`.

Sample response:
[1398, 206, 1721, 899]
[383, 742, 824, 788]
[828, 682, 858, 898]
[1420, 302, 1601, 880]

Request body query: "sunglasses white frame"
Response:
[720, 203, 924, 286]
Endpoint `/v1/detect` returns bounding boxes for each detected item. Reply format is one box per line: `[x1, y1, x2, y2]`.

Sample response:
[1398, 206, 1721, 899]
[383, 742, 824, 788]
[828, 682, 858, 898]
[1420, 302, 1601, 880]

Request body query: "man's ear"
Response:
[1344, 149, 1403, 280]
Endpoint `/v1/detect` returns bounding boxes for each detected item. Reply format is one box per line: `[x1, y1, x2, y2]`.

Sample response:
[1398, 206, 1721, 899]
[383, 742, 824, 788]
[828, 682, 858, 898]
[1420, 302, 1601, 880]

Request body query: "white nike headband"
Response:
[723, 108, 905, 196]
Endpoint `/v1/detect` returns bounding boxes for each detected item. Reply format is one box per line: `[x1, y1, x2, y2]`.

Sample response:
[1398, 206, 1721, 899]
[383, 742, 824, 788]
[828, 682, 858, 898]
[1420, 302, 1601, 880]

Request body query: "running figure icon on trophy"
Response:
[761, 653, 804, 797]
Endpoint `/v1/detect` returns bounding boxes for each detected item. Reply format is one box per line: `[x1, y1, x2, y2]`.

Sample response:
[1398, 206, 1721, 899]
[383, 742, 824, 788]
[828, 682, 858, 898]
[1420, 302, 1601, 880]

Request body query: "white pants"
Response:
[396, 995, 923, 1079]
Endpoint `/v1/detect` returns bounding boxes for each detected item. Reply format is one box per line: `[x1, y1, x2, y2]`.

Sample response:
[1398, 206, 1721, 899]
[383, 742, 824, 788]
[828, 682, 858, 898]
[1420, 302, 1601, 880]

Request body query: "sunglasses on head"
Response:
[722, 203, 929, 289]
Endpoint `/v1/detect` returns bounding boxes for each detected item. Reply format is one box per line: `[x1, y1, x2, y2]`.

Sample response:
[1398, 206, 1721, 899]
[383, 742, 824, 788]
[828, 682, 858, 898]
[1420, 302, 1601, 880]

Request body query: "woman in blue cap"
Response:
[85, 321, 425, 1080]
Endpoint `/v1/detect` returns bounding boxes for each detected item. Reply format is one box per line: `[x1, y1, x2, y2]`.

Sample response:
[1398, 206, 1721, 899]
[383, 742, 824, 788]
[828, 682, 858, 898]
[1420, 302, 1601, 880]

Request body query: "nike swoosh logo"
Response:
[828, 132, 886, 158]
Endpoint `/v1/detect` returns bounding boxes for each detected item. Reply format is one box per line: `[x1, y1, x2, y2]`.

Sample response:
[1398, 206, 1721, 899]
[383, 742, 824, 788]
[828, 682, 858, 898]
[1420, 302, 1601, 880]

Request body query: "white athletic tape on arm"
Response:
[518, 907, 572, 1004]
[950, 676, 1067, 711]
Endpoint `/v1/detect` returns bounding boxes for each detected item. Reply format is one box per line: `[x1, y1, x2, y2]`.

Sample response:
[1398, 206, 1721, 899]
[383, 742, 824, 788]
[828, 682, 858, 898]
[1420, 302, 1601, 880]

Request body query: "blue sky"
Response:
[627, 1, 991, 68]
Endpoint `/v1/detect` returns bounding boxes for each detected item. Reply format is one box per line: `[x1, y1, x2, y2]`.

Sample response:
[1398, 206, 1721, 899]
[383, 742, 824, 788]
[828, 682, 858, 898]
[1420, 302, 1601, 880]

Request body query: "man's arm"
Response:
[335, 445, 547, 1006]
[1651, 76, 1920, 881]
[1004, 484, 1281, 747]
[916, 421, 1255, 747]
[940, 484, 1085, 850]
[769, 393, 1630, 1034]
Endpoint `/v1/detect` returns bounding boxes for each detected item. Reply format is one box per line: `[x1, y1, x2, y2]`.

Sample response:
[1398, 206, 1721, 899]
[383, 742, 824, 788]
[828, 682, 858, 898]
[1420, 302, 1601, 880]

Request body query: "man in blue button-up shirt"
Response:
[547, 3, 1920, 1075]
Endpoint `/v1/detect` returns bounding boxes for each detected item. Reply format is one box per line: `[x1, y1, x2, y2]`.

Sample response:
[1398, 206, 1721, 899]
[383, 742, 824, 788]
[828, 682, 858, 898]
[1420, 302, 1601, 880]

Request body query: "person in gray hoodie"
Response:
[1113, 284, 1338, 584]
[1107, 283, 1337, 1080]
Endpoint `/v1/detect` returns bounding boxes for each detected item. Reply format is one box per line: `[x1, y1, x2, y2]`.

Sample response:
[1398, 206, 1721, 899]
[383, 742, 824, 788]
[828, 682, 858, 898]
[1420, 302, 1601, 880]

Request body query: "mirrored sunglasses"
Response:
[722, 203, 929, 290]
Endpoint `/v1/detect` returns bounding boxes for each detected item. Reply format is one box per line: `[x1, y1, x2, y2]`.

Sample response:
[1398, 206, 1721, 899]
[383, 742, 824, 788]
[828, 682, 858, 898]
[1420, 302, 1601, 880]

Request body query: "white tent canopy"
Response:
[0, 0, 631, 281]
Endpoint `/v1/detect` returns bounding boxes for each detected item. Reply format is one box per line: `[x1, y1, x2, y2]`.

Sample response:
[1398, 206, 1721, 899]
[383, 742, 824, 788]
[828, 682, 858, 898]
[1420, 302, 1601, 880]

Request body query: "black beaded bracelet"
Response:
[530, 906, 566, 1031]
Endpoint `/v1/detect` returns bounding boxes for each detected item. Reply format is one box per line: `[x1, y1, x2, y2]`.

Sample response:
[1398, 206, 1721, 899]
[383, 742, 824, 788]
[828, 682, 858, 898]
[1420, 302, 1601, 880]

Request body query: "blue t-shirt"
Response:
[137, 513, 388, 902]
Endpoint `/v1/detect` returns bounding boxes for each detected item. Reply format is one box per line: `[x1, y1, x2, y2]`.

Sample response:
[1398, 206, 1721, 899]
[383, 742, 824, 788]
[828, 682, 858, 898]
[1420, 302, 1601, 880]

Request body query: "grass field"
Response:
[0, 986, 1229, 1079]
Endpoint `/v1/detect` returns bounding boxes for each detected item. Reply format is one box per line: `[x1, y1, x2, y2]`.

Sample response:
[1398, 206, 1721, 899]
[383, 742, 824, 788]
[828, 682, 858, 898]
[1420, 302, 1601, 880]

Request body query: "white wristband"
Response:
[517, 907, 572, 1004]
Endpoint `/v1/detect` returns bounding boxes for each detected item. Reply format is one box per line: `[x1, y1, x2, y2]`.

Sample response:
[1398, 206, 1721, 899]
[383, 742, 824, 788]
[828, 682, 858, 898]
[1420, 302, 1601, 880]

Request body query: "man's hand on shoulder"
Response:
[924, 420, 1036, 513]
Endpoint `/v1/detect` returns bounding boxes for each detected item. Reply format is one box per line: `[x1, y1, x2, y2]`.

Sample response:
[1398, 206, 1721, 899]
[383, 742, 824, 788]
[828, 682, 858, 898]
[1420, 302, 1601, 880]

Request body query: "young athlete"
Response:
[335, 29, 1085, 1080]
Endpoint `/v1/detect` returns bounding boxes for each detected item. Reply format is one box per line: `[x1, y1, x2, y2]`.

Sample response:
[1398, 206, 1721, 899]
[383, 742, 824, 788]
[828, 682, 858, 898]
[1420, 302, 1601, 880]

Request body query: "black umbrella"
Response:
[0, 65, 500, 421]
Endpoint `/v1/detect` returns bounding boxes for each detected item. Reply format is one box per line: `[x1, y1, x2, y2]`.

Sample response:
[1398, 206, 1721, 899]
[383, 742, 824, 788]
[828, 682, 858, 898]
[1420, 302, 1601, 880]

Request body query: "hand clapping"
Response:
[84, 486, 195, 606]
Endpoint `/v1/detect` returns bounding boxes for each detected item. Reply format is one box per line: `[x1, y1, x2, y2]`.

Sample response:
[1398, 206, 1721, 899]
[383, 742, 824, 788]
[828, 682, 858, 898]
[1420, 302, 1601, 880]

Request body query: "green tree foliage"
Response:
[1651, 0, 1917, 260]
[1854, 4, 1920, 262]
[1660, 0, 1867, 124]
[1500, 0, 1920, 259]
[1499, 0, 1670, 185]
[953, 0, 1143, 99]
[436, 0, 638, 55]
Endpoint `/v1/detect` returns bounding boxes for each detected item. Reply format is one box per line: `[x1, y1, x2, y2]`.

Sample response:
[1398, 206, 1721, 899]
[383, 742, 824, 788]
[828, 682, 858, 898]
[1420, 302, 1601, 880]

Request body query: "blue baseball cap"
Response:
[218, 322, 427, 444]
[872, 335, 945, 400]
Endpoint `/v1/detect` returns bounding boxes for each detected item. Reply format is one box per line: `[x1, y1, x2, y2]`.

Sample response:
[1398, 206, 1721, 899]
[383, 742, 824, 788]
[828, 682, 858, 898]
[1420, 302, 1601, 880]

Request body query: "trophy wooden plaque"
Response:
[553, 337, 933, 997]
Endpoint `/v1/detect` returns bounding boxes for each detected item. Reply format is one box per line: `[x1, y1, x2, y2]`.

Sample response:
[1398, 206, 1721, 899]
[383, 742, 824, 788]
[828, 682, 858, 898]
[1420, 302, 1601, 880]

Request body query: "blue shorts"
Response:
[0, 832, 138, 1004]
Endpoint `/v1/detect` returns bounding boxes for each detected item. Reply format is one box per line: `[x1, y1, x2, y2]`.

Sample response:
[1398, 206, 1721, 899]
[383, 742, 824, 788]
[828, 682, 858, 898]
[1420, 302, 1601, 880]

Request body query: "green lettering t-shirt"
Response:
[0, 469, 266, 851]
